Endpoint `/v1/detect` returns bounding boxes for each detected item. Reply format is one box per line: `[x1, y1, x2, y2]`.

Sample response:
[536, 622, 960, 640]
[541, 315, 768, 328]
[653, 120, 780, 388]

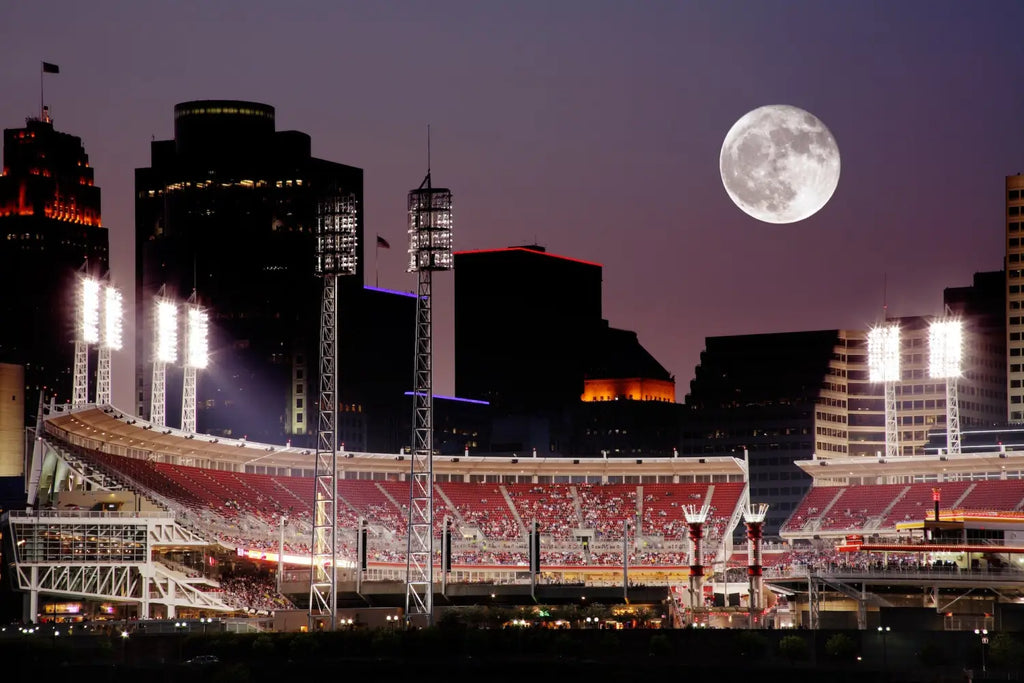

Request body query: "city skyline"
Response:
[2, 2, 1023, 409]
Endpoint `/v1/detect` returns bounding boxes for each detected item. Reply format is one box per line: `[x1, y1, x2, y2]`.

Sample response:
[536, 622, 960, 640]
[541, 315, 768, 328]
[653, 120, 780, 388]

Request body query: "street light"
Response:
[975, 628, 989, 672]
[877, 625, 890, 677]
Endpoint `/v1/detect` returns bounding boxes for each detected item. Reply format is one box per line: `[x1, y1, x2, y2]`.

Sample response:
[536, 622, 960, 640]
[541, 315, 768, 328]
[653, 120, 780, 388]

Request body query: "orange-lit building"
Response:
[454, 245, 680, 456]
[0, 113, 108, 419]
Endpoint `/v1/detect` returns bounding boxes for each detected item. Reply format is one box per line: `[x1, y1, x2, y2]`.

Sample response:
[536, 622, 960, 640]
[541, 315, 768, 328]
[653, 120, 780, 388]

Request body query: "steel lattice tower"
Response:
[868, 324, 901, 459]
[308, 192, 358, 631]
[72, 273, 99, 408]
[405, 170, 453, 626]
[150, 288, 178, 428]
[96, 282, 123, 407]
[180, 292, 208, 433]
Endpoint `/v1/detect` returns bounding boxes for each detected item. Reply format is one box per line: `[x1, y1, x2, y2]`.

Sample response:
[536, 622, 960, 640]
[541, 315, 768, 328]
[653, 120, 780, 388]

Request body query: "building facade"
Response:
[1007, 174, 1024, 422]
[814, 284, 1004, 460]
[0, 113, 108, 416]
[680, 330, 835, 536]
[136, 100, 409, 447]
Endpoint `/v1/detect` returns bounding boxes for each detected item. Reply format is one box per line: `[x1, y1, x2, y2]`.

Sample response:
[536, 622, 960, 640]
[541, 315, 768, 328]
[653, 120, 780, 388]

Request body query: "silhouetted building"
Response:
[572, 321, 681, 455]
[455, 245, 677, 456]
[681, 331, 835, 536]
[136, 100, 408, 446]
[454, 246, 603, 412]
[0, 113, 108, 416]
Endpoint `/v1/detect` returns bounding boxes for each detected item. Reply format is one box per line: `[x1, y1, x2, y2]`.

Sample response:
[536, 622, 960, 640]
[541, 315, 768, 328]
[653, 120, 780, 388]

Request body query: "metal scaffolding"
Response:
[180, 292, 207, 434]
[405, 169, 453, 627]
[308, 192, 358, 631]
[71, 341, 88, 408]
[95, 347, 112, 406]
[150, 360, 167, 427]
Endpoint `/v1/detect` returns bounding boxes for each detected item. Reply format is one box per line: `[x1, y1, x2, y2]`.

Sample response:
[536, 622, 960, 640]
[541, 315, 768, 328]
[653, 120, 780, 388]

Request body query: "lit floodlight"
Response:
[103, 285, 124, 351]
[929, 319, 963, 379]
[867, 324, 900, 383]
[185, 306, 209, 369]
[155, 300, 178, 364]
[79, 277, 101, 344]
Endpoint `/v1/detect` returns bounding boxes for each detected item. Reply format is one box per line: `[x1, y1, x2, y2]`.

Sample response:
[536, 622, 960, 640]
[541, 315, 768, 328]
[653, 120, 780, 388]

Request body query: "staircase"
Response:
[434, 484, 468, 528]
[499, 485, 527, 534]
[569, 486, 585, 529]
[809, 488, 847, 530]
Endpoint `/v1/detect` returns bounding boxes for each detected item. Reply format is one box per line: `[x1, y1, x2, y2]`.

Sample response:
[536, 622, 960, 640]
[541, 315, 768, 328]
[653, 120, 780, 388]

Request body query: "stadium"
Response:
[4, 398, 1024, 638]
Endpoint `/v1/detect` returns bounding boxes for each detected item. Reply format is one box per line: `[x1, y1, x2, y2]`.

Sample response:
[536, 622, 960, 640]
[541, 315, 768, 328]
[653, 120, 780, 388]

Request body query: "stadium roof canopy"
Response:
[44, 405, 746, 480]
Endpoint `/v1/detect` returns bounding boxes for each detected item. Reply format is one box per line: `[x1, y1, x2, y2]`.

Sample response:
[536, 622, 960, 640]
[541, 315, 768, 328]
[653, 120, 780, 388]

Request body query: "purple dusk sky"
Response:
[2, 1, 1023, 407]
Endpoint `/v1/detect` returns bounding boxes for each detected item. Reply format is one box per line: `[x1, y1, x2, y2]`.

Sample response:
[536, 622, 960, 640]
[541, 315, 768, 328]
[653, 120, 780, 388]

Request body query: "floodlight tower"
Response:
[150, 290, 178, 428]
[405, 166, 453, 627]
[181, 293, 209, 433]
[308, 191, 358, 632]
[868, 324, 901, 458]
[743, 503, 769, 628]
[95, 284, 124, 406]
[73, 275, 101, 408]
[683, 501, 711, 614]
[929, 319, 963, 455]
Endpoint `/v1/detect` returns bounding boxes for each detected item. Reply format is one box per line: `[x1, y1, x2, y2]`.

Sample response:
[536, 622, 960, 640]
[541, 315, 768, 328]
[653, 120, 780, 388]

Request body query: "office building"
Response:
[0, 112, 108, 417]
[454, 245, 603, 413]
[680, 331, 834, 536]
[455, 245, 679, 456]
[136, 100, 408, 446]
[1007, 174, 1024, 422]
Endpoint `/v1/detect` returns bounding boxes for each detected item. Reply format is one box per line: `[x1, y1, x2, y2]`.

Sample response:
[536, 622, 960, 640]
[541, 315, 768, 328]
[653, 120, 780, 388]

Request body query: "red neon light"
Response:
[454, 247, 602, 268]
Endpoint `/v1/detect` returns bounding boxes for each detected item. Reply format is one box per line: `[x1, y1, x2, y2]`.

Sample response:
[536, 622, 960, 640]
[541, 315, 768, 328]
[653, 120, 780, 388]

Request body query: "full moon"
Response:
[719, 105, 840, 224]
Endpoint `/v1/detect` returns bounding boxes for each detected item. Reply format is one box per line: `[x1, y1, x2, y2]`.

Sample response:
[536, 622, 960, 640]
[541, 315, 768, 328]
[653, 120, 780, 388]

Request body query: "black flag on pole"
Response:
[42, 62, 60, 74]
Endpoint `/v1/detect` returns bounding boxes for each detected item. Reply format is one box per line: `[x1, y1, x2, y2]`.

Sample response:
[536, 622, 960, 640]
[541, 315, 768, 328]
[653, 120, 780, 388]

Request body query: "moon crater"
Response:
[720, 105, 840, 224]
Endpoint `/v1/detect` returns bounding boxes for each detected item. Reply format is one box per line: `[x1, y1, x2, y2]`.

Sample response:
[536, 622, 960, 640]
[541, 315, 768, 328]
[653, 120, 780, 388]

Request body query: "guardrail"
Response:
[8, 509, 175, 520]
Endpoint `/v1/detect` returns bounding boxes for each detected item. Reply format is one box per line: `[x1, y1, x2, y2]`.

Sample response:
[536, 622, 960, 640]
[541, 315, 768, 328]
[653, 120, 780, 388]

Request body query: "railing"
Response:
[769, 564, 1024, 582]
[9, 509, 175, 520]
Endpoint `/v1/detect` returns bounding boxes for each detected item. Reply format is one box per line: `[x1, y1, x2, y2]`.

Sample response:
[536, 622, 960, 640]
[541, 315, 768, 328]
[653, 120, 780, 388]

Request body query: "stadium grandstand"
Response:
[7, 402, 1024, 631]
[2, 402, 747, 626]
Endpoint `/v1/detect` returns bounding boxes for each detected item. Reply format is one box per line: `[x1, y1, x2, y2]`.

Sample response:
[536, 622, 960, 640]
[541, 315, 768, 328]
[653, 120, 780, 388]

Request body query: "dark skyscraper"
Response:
[454, 246, 603, 411]
[455, 244, 677, 456]
[0, 113, 109, 416]
[135, 100, 373, 443]
[681, 331, 836, 536]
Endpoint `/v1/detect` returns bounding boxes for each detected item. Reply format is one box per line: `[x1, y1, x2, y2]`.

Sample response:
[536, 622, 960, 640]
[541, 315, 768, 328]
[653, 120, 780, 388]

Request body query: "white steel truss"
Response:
[405, 174, 453, 626]
[96, 347, 112, 406]
[308, 192, 357, 631]
[309, 275, 338, 631]
[181, 365, 197, 433]
[407, 268, 434, 624]
[72, 340, 89, 408]
[945, 376, 961, 455]
[884, 381, 899, 458]
[150, 360, 167, 427]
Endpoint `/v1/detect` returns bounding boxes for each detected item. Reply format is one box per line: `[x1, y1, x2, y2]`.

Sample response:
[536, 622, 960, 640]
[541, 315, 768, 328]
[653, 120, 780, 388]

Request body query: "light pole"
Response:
[877, 625, 890, 678]
[868, 324, 901, 459]
[975, 628, 989, 672]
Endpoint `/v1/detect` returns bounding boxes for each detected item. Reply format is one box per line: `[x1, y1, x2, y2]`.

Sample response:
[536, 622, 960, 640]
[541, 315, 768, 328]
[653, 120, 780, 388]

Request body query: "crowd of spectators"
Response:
[219, 572, 294, 612]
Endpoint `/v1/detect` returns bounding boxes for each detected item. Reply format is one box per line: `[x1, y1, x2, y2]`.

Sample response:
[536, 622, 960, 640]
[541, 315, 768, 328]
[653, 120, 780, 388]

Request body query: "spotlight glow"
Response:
[867, 324, 901, 383]
[103, 286, 124, 351]
[929, 320, 963, 379]
[155, 300, 178, 364]
[80, 277, 101, 344]
[185, 307, 209, 369]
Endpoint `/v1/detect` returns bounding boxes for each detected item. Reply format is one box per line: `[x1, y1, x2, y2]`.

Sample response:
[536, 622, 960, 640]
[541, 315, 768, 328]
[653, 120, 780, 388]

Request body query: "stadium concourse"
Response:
[5, 402, 1024, 631]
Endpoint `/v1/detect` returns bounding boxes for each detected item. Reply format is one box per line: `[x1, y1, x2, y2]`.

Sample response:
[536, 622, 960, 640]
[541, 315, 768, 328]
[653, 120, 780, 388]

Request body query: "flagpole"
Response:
[375, 241, 380, 288]
[39, 62, 43, 120]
